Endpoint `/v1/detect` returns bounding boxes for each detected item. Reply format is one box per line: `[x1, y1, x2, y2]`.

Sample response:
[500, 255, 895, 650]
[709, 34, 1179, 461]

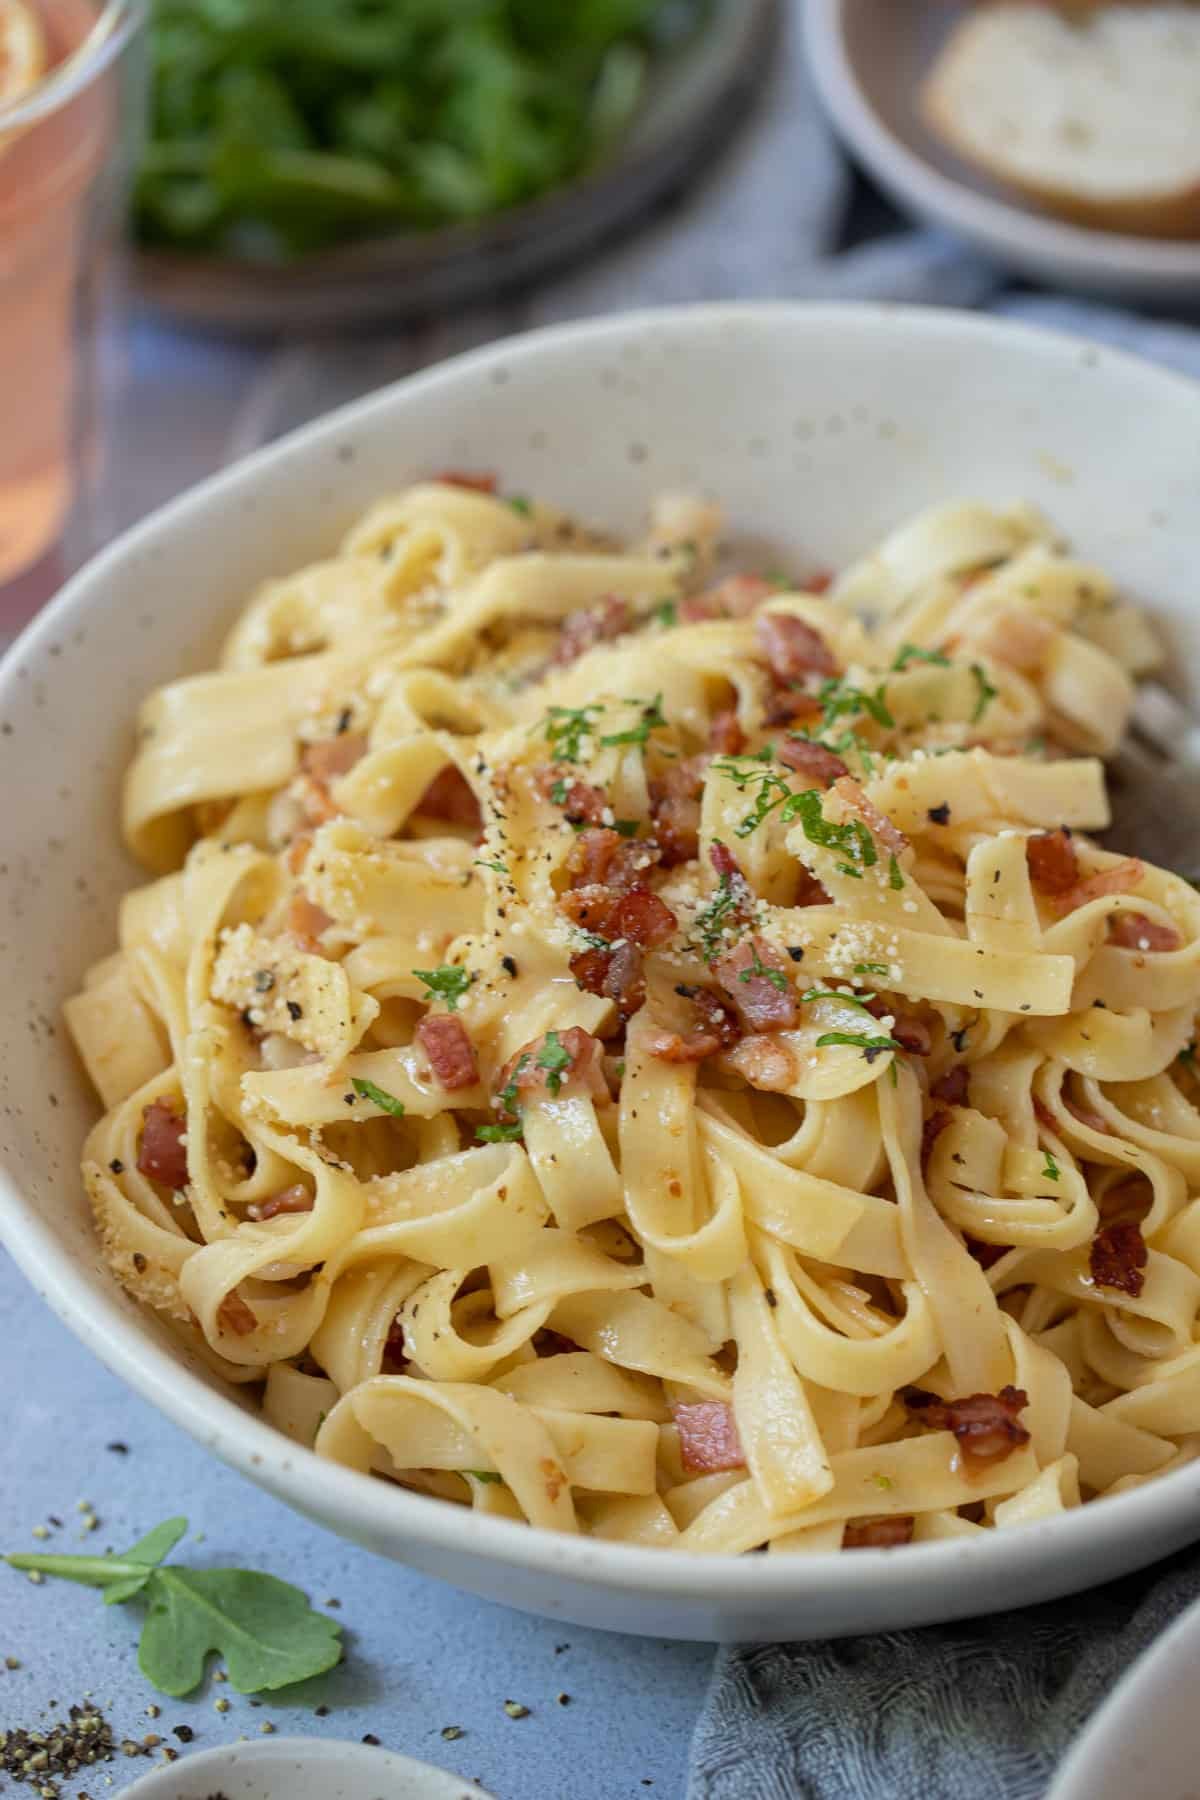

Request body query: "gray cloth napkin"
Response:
[689, 1551, 1200, 1799]
[684, 11, 1200, 1800]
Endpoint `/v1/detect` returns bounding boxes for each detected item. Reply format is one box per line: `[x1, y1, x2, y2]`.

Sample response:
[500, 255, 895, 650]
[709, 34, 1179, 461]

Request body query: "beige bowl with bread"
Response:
[804, 0, 1200, 302]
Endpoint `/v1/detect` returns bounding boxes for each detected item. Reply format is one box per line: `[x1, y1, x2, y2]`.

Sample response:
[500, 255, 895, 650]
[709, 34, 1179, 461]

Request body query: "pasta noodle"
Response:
[66, 476, 1200, 1552]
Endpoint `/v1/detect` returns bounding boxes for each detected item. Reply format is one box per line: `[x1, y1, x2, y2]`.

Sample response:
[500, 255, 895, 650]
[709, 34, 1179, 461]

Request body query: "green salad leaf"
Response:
[137, 0, 710, 258]
[5, 1518, 342, 1697]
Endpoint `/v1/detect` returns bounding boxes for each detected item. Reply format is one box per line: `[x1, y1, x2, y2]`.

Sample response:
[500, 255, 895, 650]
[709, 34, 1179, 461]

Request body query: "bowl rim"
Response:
[118, 1734, 490, 1798]
[4, 298, 1200, 1609]
[803, 0, 1200, 282]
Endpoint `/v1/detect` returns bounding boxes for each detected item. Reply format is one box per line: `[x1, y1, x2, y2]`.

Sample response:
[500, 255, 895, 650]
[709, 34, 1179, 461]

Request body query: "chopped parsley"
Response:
[815, 1029, 901, 1063]
[351, 1077, 406, 1118]
[1179, 1041, 1197, 1071]
[1042, 1149, 1060, 1183]
[888, 854, 905, 891]
[413, 965, 472, 1011]
[817, 676, 895, 732]
[802, 987, 876, 1016]
[613, 818, 640, 837]
[507, 495, 533, 516]
[712, 760, 878, 871]
[536, 1030, 573, 1096]
[475, 856, 510, 876]
[969, 662, 998, 725]
[479, 1053, 531, 1140]
[600, 693, 667, 749]
[543, 703, 604, 763]
[870, 1472, 894, 1491]
[696, 857, 741, 964]
[654, 599, 678, 628]
[476, 1120, 524, 1143]
[549, 777, 569, 805]
[891, 644, 950, 672]
[739, 947, 789, 992]
[854, 961, 889, 977]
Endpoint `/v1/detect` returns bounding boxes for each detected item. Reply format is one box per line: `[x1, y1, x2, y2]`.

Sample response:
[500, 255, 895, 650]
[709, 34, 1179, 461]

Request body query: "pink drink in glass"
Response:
[0, 0, 142, 642]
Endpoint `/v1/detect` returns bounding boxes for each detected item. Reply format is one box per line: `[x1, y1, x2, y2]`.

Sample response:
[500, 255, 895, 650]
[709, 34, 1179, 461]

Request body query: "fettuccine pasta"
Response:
[66, 475, 1200, 1552]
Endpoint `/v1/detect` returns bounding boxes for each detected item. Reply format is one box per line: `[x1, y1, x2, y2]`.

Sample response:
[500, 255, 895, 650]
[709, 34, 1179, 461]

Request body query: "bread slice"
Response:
[921, 4, 1200, 240]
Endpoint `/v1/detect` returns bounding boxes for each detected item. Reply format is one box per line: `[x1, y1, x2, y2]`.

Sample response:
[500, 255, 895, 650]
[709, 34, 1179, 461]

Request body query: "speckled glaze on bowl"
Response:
[120, 1737, 489, 1800]
[3, 304, 1200, 1643]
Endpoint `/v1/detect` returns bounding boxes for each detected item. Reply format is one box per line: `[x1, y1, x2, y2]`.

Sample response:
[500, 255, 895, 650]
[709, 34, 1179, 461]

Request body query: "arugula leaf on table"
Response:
[4, 1518, 342, 1698]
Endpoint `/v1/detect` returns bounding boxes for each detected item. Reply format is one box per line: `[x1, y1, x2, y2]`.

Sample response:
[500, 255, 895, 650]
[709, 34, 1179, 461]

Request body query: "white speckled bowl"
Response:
[3, 304, 1200, 1643]
[120, 1738, 489, 1799]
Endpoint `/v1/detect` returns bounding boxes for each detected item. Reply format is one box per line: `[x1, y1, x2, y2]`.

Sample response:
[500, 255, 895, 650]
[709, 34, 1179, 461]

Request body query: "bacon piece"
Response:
[286, 894, 335, 954]
[708, 709, 746, 756]
[552, 595, 632, 668]
[1108, 912, 1182, 953]
[286, 832, 313, 876]
[433, 470, 497, 492]
[763, 689, 824, 729]
[217, 1292, 258, 1337]
[892, 1015, 932, 1056]
[710, 840, 741, 884]
[137, 1098, 188, 1190]
[1026, 827, 1079, 896]
[565, 828, 659, 895]
[248, 1183, 313, 1221]
[806, 570, 834, 596]
[832, 776, 909, 856]
[611, 887, 677, 948]
[921, 1109, 951, 1170]
[964, 1234, 1007, 1271]
[931, 1064, 970, 1106]
[646, 988, 741, 1064]
[416, 765, 483, 833]
[535, 768, 609, 828]
[1063, 1095, 1110, 1136]
[296, 773, 341, 827]
[681, 574, 774, 624]
[755, 612, 837, 682]
[724, 1033, 799, 1090]
[649, 755, 707, 869]
[560, 831, 665, 938]
[1090, 1220, 1147, 1298]
[778, 737, 849, 787]
[984, 609, 1055, 672]
[570, 943, 646, 1022]
[382, 1313, 409, 1372]
[496, 1027, 607, 1116]
[1047, 859, 1145, 920]
[673, 1401, 746, 1473]
[867, 999, 931, 1056]
[715, 936, 798, 1031]
[417, 1015, 480, 1091]
[302, 732, 368, 783]
[794, 868, 833, 908]
[905, 1385, 1030, 1471]
[844, 1516, 914, 1549]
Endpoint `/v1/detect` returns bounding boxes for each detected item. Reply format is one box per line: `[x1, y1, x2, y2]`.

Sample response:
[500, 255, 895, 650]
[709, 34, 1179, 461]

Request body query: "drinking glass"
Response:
[0, 0, 144, 646]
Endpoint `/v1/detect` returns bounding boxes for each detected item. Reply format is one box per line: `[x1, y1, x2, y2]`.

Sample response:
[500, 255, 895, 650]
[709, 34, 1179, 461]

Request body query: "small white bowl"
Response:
[119, 1737, 489, 1800]
[1047, 1593, 1200, 1800]
[4, 303, 1200, 1643]
[804, 0, 1200, 305]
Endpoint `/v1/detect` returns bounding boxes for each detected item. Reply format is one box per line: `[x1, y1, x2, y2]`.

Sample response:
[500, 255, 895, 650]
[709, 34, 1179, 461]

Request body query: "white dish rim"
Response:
[117, 1734, 489, 1798]
[4, 300, 1200, 1616]
[1046, 1589, 1200, 1800]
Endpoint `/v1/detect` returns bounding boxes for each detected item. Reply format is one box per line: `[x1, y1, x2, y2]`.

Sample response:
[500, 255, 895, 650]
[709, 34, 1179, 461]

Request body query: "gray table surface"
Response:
[1, 9, 830, 1792]
[0, 1257, 713, 1799]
